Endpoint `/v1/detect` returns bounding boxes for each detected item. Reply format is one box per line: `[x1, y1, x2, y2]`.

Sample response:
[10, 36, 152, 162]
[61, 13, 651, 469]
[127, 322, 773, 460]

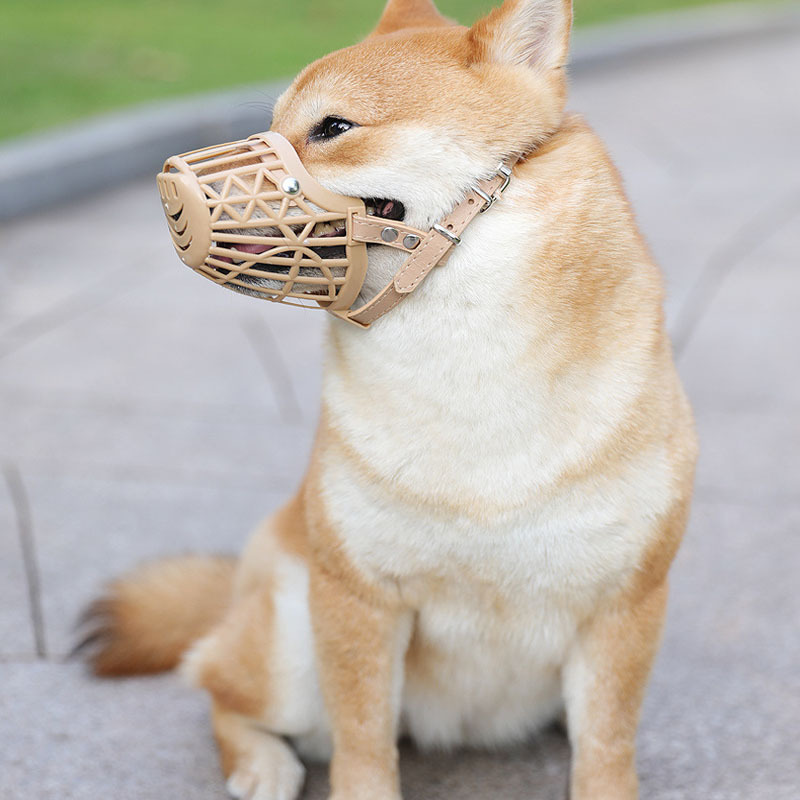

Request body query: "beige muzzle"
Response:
[157, 131, 514, 328]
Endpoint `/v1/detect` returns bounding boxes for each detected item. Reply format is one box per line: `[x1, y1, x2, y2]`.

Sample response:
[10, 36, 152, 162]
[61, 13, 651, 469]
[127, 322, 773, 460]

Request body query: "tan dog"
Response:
[83, 1, 697, 798]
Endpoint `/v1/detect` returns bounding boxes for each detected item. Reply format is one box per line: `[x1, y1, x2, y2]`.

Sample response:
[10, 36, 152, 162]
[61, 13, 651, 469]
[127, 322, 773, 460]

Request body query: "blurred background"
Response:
[1, 1, 798, 799]
[0, 0, 780, 142]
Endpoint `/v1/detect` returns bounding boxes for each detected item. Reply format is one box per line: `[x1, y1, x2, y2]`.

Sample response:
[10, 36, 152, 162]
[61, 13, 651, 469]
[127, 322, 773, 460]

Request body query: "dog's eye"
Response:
[310, 116, 356, 142]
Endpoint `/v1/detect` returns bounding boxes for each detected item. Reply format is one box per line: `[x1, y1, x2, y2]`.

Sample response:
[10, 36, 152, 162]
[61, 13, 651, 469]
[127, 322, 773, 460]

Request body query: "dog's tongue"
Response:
[234, 243, 270, 255]
[214, 241, 270, 265]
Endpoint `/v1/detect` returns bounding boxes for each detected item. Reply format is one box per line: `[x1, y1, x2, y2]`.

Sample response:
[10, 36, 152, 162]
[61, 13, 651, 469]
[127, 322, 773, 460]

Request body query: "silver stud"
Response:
[381, 226, 399, 243]
[403, 234, 420, 250]
[281, 176, 301, 196]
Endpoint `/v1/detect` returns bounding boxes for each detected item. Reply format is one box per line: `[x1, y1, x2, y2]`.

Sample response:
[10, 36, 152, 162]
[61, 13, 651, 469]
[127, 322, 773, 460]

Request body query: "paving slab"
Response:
[0, 181, 163, 349]
[20, 470, 292, 657]
[680, 199, 800, 502]
[0, 662, 573, 800]
[641, 499, 800, 800]
[0, 662, 225, 800]
[0, 299, 282, 414]
[693, 407, 800, 504]
[571, 32, 800, 332]
[1, 498, 797, 799]
[680, 209, 800, 412]
[0, 395, 314, 488]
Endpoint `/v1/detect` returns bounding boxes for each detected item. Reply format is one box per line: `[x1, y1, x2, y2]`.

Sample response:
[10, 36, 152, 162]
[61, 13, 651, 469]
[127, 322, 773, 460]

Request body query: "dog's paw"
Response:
[225, 736, 305, 800]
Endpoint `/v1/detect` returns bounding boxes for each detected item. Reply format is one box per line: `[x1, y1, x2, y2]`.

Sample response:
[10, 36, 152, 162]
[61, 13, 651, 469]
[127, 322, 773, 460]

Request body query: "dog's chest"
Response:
[317, 211, 666, 655]
[320, 353, 658, 664]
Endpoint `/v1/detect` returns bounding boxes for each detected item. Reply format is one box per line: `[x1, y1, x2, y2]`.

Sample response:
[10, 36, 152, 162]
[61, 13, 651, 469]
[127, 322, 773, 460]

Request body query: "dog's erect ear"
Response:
[469, 0, 572, 71]
[372, 0, 453, 36]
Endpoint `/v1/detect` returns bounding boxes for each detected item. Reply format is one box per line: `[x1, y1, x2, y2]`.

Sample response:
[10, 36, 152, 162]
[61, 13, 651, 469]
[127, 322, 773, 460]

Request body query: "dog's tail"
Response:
[75, 555, 237, 676]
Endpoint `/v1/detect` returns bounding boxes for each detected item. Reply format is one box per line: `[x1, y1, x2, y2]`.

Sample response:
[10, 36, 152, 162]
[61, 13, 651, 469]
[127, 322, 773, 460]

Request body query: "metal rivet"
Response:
[381, 226, 399, 243]
[281, 176, 301, 196]
[403, 234, 420, 250]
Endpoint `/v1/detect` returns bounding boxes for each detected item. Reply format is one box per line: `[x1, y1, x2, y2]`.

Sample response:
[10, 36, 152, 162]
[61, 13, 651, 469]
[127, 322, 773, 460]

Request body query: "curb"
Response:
[570, 1, 800, 71]
[1, 2, 798, 222]
[0, 82, 287, 221]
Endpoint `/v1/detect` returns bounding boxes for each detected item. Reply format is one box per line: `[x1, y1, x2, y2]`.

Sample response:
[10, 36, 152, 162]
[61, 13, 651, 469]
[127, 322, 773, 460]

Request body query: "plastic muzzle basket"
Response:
[156, 132, 368, 311]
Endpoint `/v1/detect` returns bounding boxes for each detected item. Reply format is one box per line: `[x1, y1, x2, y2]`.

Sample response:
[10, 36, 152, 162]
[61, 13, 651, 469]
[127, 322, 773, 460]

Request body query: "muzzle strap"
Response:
[157, 130, 516, 329]
[344, 162, 515, 327]
[350, 216, 427, 253]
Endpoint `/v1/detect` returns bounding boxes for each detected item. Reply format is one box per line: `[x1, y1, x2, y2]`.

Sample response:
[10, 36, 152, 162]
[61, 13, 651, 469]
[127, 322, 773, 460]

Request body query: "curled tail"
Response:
[76, 555, 236, 676]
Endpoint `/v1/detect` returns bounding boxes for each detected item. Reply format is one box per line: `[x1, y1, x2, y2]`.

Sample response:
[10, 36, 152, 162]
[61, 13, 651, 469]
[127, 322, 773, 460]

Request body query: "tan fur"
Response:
[372, 0, 452, 36]
[84, 1, 697, 798]
[79, 555, 235, 676]
[187, 588, 276, 718]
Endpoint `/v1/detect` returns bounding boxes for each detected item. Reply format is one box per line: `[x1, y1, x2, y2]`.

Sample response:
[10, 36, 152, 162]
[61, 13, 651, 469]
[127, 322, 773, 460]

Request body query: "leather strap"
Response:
[344, 161, 514, 327]
[350, 214, 427, 253]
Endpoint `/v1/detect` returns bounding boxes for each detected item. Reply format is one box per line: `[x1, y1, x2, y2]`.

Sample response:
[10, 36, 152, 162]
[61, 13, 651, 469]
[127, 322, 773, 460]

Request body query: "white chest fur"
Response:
[315, 197, 674, 745]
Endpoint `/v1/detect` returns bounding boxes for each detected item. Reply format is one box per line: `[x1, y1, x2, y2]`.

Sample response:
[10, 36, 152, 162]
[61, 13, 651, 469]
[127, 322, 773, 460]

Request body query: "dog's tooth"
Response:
[311, 221, 334, 238]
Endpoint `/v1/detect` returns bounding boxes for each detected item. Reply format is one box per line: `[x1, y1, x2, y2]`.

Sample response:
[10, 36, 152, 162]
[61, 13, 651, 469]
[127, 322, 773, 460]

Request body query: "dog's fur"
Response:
[83, 1, 697, 798]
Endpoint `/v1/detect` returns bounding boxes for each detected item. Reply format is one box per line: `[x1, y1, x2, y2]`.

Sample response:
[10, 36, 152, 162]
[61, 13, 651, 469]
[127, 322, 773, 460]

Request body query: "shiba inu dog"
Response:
[81, 0, 698, 798]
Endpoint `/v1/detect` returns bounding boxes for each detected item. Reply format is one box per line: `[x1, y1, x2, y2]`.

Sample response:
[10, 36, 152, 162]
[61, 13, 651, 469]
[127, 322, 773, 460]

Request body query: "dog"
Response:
[81, 1, 698, 798]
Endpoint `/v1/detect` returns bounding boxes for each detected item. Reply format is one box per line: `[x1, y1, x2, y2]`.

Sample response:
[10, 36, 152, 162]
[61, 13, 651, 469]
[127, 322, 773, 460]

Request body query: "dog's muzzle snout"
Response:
[157, 131, 516, 328]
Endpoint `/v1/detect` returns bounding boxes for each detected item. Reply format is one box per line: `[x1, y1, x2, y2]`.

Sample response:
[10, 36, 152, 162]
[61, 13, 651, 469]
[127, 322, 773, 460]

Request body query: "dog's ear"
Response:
[372, 0, 453, 36]
[468, 0, 572, 71]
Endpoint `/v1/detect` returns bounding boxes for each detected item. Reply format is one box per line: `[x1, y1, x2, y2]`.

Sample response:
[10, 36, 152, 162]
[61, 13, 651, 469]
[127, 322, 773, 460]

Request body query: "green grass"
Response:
[0, 0, 772, 141]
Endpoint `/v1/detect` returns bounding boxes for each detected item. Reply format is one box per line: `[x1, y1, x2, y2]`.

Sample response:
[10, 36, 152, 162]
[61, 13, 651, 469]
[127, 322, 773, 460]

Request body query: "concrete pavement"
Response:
[1, 23, 799, 800]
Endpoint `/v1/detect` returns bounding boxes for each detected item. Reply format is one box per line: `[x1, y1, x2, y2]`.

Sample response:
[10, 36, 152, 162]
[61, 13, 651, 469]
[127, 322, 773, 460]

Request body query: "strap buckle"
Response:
[496, 163, 512, 193]
[432, 223, 461, 245]
[474, 187, 497, 213]
[474, 163, 513, 212]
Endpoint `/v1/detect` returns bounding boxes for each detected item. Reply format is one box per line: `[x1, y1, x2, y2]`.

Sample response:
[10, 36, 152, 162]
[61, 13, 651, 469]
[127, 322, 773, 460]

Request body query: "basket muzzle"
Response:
[157, 131, 516, 328]
[156, 131, 369, 314]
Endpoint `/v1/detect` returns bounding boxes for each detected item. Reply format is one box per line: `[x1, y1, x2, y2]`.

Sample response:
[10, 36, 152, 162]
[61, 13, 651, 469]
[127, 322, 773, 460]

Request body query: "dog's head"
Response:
[268, 0, 573, 293]
[161, 0, 573, 306]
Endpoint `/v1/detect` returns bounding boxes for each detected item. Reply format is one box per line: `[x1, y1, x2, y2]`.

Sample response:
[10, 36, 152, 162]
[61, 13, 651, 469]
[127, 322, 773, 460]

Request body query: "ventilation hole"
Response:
[310, 244, 347, 261]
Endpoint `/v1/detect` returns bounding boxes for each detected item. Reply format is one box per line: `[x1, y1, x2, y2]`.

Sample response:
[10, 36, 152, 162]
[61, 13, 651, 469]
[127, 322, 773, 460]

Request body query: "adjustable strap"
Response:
[350, 215, 426, 253]
[343, 162, 514, 328]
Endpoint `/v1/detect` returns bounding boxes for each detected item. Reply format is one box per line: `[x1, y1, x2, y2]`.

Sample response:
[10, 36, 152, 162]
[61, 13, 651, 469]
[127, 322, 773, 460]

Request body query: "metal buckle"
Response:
[474, 187, 497, 213]
[473, 164, 512, 213]
[497, 163, 512, 194]
[432, 223, 461, 246]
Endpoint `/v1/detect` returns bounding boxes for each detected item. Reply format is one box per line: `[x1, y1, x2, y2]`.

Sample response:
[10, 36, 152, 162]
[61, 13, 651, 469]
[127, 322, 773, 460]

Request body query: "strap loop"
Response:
[432, 223, 461, 246]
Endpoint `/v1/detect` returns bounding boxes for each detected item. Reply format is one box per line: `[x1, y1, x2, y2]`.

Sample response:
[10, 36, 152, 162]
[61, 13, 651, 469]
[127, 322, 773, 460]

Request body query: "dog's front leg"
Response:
[562, 580, 669, 800]
[309, 560, 411, 800]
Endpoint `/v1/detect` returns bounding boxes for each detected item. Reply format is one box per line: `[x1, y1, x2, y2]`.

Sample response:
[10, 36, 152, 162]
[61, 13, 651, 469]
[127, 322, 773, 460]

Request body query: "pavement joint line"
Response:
[241, 314, 304, 425]
[673, 187, 800, 358]
[3, 464, 47, 659]
[0, 253, 162, 361]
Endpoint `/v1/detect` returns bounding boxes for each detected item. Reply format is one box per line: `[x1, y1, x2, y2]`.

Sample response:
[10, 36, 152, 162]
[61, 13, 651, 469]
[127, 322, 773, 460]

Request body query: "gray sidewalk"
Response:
[1, 25, 799, 800]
